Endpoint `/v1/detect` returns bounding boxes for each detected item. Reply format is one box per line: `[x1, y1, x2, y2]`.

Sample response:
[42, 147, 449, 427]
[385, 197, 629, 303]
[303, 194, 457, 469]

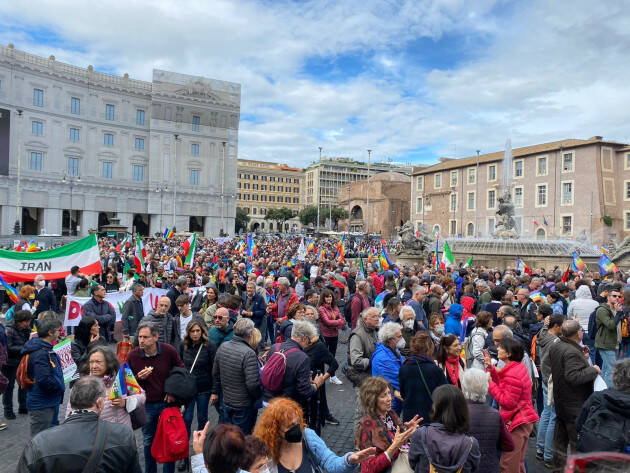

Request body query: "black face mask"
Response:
[284, 424, 303, 443]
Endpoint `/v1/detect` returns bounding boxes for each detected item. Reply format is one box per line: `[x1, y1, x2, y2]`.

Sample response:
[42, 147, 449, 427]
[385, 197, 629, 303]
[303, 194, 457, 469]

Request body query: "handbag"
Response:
[390, 451, 413, 473]
[415, 361, 433, 398]
[130, 404, 149, 430]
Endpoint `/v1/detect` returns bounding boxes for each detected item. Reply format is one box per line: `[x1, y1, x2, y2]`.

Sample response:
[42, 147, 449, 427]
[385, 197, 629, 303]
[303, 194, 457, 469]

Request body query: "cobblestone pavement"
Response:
[0, 335, 547, 472]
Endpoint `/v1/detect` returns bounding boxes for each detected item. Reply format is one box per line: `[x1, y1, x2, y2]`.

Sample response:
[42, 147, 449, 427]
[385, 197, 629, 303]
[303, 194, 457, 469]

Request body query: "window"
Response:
[536, 228, 546, 240]
[294, 187, 299, 193]
[514, 160, 523, 178]
[562, 152, 574, 172]
[278, 186, 283, 192]
[449, 220, 457, 236]
[293, 197, 299, 203]
[513, 187, 523, 208]
[417, 176, 424, 191]
[278, 196, 283, 203]
[191, 143, 199, 156]
[33, 88, 43, 107]
[136, 109, 145, 126]
[562, 215, 572, 235]
[192, 115, 200, 131]
[488, 164, 496, 181]
[467, 222, 474, 237]
[537, 156, 547, 176]
[626, 181, 630, 200]
[253, 207, 257, 215]
[244, 183, 250, 189]
[488, 218, 495, 236]
[433, 224, 440, 236]
[467, 191, 475, 210]
[435, 173, 442, 189]
[132, 164, 144, 182]
[189, 169, 200, 186]
[450, 171, 458, 187]
[270, 185, 275, 191]
[416, 197, 423, 213]
[450, 193, 457, 212]
[537, 184, 547, 206]
[468, 168, 476, 184]
[104, 133, 114, 147]
[269, 195, 275, 202]
[253, 184, 258, 190]
[71, 97, 80, 115]
[105, 104, 115, 120]
[562, 181, 574, 205]
[261, 184, 266, 191]
[32, 121, 43, 136]
[69, 128, 80, 142]
[135, 138, 144, 150]
[488, 189, 496, 209]
[67, 157, 79, 176]
[29, 152, 42, 171]
[102, 161, 113, 179]
[626, 153, 630, 170]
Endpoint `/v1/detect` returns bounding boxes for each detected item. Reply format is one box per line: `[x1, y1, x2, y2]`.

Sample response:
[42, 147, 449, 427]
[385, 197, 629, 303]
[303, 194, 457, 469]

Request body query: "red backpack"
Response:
[151, 407, 189, 463]
[261, 344, 299, 393]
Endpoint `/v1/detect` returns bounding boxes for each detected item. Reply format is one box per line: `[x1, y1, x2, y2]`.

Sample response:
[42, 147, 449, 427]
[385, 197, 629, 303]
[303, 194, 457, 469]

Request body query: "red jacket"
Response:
[371, 273, 383, 295]
[318, 303, 346, 338]
[488, 361, 539, 431]
[268, 289, 299, 321]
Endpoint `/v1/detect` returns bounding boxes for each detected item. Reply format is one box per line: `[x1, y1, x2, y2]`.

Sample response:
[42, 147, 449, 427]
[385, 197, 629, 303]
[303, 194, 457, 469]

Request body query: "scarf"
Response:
[445, 355, 461, 386]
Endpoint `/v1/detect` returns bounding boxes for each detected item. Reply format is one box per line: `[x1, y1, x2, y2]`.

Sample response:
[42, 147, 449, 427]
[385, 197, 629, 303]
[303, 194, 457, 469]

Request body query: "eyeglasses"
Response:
[610, 294, 621, 298]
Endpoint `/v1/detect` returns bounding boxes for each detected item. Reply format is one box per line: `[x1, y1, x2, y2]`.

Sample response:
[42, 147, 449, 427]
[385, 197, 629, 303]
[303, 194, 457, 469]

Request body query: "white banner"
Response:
[52, 338, 77, 383]
[64, 286, 206, 326]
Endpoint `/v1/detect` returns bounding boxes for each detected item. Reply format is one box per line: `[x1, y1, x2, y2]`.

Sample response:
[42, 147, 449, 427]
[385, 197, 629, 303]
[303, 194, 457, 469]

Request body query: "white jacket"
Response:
[568, 285, 599, 331]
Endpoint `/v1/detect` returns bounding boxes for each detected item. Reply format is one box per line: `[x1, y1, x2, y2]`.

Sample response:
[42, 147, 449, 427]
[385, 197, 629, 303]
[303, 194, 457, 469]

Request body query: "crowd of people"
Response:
[0, 233, 629, 473]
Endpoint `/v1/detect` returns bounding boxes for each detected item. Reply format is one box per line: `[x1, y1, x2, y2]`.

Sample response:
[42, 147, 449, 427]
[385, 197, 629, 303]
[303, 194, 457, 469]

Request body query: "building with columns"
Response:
[0, 44, 240, 237]
[236, 159, 303, 232]
[410, 137, 630, 246]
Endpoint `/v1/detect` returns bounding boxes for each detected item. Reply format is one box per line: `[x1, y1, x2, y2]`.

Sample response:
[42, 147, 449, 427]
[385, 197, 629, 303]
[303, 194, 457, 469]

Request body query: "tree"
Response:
[265, 207, 294, 230]
[298, 205, 348, 228]
[330, 207, 349, 227]
[235, 207, 250, 234]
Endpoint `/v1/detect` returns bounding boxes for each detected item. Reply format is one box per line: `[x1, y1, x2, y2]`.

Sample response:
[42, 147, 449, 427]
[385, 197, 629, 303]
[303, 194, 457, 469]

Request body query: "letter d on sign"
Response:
[68, 301, 83, 320]
[149, 293, 158, 310]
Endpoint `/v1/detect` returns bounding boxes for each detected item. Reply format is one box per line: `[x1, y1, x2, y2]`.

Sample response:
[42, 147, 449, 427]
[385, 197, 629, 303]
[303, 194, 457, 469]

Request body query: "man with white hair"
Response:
[266, 276, 298, 323]
[262, 319, 325, 407]
[33, 274, 57, 317]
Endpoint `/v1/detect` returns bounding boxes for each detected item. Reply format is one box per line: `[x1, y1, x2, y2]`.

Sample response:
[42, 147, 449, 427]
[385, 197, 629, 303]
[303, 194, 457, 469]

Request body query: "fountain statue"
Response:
[493, 189, 519, 239]
[394, 221, 432, 258]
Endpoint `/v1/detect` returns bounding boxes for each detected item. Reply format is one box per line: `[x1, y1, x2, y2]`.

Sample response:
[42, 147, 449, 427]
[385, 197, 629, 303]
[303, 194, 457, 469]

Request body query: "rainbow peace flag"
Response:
[379, 250, 390, 271]
[571, 251, 586, 271]
[0, 274, 18, 304]
[26, 238, 37, 253]
[163, 228, 174, 239]
[108, 363, 142, 400]
[598, 254, 618, 275]
[319, 248, 325, 261]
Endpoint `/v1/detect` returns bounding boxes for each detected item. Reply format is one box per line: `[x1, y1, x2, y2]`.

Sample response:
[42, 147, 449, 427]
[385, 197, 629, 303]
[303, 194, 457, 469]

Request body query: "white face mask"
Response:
[37, 280, 45, 288]
[434, 324, 445, 336]
[396, 338, 406, 350]
[404, 319, 415, 329]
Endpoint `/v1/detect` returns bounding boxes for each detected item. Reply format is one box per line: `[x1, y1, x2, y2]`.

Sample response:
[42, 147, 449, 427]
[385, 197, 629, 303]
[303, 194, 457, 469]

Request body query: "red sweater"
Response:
[127, 342, 184, 403]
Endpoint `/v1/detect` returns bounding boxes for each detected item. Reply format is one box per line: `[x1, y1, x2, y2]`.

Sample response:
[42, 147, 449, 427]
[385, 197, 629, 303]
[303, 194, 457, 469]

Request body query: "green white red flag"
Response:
[134, 235, 145, 272]
[183, 233, 197, 266]
[440, 241, 454, 270]
[0, 234, 101, 283]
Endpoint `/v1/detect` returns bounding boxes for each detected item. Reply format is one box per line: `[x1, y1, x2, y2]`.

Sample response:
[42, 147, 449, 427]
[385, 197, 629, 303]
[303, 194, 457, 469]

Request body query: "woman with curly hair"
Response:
[254, 397, 376, 473]
[276, 302, 306, 342]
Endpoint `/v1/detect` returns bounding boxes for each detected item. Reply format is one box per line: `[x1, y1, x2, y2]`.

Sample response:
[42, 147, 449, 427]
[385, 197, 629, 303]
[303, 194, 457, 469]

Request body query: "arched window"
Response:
[536, 227, 546, 240]
[433, 224, 440, 236]
[466, 222, 474, 237]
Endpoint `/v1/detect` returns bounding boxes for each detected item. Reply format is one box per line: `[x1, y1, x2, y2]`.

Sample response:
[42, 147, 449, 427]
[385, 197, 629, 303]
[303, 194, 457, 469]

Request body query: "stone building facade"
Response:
[410, 137, 630, 246]
[236, 159, 303, 232]
[338, 171, 410, 239]
[0, 44, 240, 237]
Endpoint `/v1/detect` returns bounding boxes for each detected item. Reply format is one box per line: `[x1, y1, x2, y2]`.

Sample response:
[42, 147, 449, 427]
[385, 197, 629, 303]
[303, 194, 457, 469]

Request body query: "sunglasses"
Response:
[214, 315, 227, 320]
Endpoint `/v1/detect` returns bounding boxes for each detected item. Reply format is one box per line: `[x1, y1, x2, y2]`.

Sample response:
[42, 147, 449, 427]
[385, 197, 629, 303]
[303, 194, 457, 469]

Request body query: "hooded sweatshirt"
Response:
[444, 304, 463, 339]
[568, 285, 600, 331]
[21, 337, 65, 410]
[409, 423, 481, 473]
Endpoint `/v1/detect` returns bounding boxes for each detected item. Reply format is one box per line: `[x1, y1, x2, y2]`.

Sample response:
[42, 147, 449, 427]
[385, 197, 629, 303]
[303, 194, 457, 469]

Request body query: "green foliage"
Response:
[298, 205, 348, 227]
[264, 207, 294, 226]
[235, 207, 250, 233]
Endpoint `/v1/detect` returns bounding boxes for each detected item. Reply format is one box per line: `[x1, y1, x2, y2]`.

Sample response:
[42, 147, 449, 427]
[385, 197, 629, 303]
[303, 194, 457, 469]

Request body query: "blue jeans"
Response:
[142, 401, 175, 473]
[535, 383, 556, 462]
[599, 349, 616, 388]
[183, 393, 210, 437]
[220, 404, 258, 435]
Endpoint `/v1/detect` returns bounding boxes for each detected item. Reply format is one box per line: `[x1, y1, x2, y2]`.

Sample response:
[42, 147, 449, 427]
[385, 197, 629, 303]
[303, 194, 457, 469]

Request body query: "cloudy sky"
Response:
[1, 0, 628, 167]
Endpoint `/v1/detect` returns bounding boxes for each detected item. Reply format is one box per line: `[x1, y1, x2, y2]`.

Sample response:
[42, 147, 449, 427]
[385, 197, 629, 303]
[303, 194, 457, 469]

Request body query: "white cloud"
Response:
[0, 0, 628, 166]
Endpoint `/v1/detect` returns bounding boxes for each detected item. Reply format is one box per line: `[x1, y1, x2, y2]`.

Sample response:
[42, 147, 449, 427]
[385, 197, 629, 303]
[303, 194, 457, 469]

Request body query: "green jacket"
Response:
[594, 304, 621, 350]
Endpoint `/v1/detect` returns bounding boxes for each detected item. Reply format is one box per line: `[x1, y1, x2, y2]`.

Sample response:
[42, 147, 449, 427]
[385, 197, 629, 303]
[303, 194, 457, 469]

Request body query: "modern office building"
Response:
[303, 156, 411, 210]
[410, 137, 630, 246]
[236, 159, 303, 232]
[0, 44, 240, 237]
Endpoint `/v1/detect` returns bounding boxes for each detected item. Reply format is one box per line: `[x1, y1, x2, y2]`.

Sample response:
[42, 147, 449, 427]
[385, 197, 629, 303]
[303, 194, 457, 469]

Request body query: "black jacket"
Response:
[34, 286, 57, 316]
[4, 321, 30, 366]
[179, 340, 216, 394]
[241, 293, 267, 327]
[262, 339, 315, 406]
[304, 338, 338, 376]
[82, 297, 116, 341]
[17, 411, 141, 473]
[140, 310, 179, 349]
[467, 400, 513, 473]
[121, 295, 145, 336]
[166, 287, 185, 316]
[400, 355, 447, 423]
[519, 299, 538, 332]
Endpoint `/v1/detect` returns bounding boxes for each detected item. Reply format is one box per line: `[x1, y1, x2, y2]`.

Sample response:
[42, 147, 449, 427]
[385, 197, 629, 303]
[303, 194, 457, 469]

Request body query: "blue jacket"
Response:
[240, 293, 267, 327]
[444, 304, 463, 338]
[371, 342, 404, 391]
[21, 337, 65, 410]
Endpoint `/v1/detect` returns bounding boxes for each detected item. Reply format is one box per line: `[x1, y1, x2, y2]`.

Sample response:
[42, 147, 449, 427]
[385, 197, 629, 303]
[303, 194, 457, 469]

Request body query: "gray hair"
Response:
[131, 283, 144, 293]
[291, 319, 318, 339]
[612, 358, 630, 393]
[399, 306, 415, 319]
[256, 276, 264, 286]
[476, 280, 488, 288]
[361, 307, 379, 319]
[493, 325, 513, 339]
[176, 276, 188, 287]
[562, 319, 581, 338]
[412, 285, 426, 296]
[137, 321, 159, 336]
[461, 368, 489, 402]
[277, 277, 290, 288]
[234, 318, 255, 338]
[378, 322, 401, 343]
[70, 376, 106, 410]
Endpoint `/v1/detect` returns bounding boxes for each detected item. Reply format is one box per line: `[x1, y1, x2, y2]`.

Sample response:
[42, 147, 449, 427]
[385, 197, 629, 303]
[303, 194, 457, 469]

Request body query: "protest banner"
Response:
[52, 338, 77, 383]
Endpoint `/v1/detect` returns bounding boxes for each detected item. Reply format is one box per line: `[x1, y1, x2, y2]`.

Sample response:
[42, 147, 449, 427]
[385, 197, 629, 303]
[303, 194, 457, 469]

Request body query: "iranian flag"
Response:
[134, 235, 146, 272]
[0, 234, 101, 283]
[116, 235, 131, 252]
[440, 241, 454, 270]
[183, 233, 197, 266]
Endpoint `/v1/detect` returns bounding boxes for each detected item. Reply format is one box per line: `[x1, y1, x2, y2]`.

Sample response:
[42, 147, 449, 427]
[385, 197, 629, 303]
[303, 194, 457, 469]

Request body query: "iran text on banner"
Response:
[0, 234, 101, 283]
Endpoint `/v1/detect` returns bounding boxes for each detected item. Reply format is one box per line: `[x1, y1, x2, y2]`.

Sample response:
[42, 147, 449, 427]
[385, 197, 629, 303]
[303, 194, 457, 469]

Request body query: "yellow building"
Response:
[237, 159, 303, 232]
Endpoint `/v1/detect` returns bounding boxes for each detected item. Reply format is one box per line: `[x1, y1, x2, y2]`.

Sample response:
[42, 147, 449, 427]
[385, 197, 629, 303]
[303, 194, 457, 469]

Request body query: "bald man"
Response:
[139, 295, 179, 348]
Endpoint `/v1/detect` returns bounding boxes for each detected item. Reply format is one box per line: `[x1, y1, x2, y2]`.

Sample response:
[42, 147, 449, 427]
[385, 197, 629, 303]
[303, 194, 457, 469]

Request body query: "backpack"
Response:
[464, 328, 485, 368]
[4, 305, 15, 322]
[261, 343, 299, 393]
[343, 294, 359, 324]
[151, 406, 189, 463]
[16, 353, 36, 390]
[577, 396, 630, 453]
[587, 306, 604, 340]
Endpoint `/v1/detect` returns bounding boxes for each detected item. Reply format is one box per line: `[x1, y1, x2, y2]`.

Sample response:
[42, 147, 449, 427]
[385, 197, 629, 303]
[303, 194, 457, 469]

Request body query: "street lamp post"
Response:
[173, 134, 179, 232]
[14, 109, 23, 234]
[366, 149, 371, 235]
[62, 173, 81, 235]
[156, 184, 168, 232]
[316, 147, 322, 235]
[347, 185, 351, 232]
[221, 141, 226, 236]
